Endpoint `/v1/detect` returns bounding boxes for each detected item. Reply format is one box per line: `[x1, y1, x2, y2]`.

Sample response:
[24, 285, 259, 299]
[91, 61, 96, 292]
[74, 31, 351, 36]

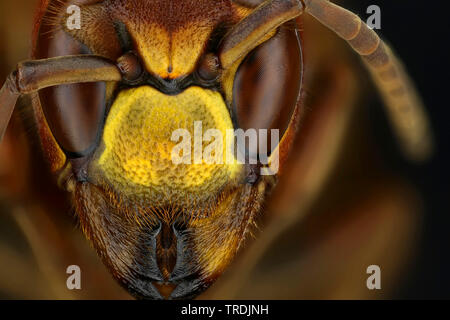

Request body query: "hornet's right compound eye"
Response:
[36, 30, 108, 158]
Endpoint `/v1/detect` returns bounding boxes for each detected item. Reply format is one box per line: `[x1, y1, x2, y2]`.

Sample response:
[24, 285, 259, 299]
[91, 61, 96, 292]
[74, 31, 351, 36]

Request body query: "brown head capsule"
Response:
[0, 0, 432, 300]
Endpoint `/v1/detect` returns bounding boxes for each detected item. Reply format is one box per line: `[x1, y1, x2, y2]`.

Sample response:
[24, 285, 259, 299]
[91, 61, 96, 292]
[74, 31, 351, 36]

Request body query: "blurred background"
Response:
[0, 0, 448, 299]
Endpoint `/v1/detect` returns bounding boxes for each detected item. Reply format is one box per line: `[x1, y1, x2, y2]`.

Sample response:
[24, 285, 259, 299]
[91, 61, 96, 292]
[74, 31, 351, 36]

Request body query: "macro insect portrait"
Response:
[0, 0, 448, 304]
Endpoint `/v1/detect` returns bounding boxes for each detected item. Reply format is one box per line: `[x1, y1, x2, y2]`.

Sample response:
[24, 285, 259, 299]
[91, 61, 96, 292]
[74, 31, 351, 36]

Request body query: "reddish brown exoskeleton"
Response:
[0, 0, 432, 299]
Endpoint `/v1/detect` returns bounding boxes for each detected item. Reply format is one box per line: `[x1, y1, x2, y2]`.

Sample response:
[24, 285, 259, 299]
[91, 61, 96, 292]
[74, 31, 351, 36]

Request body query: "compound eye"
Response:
[197, 53, 221, 82]
[35, 30, 107, 157]
[232, 27, 302, 154]
[117, 52, 143, 83]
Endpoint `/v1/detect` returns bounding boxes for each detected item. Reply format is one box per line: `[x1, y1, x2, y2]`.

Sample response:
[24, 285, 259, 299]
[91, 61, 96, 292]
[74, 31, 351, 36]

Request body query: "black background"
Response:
[342, 0, 450, 298]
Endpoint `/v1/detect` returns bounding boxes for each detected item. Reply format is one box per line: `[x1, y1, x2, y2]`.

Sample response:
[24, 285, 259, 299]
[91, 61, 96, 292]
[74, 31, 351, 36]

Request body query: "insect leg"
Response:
[0, 55, 121, 142]
[304, 0, 433, 161]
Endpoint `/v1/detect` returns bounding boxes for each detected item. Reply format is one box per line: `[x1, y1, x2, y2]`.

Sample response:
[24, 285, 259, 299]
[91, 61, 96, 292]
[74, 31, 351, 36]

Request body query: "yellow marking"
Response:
[190, 183, 265, 277]
[130, 23, 215, 79]
[185, 190, 239, 276]
[97, 86, 241, 204]
[131, 25, 171, 77]
[170, 23, 213, 78]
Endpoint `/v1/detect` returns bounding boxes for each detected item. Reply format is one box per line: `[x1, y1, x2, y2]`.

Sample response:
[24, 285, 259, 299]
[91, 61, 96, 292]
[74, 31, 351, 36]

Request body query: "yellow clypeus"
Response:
[97, 86, 241, 205]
